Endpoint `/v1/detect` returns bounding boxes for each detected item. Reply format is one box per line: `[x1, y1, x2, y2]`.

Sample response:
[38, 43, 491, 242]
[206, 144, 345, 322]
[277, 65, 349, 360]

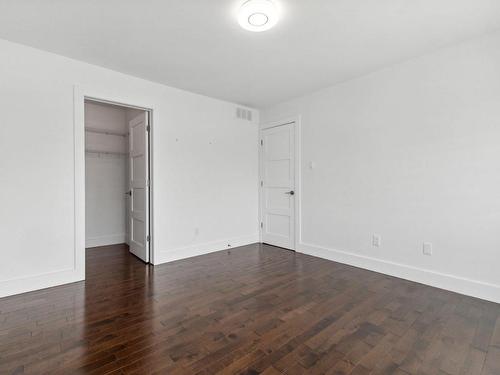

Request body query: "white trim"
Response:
[258, 134, 263, 244]
[74, 86, 86, 282]
[259, 116, 302, 250]
[257, 114, 500, 303]
[0, 268, 82, 298]
[154, 234, 260, 265]
[260, 116, 296, 130]
[74, 85, 156, 281]
[258, 113, 499, 303]
[147, 110, 156, 264]
[0, 87, 95, 297]
[298, 241, 500, 304]
[85, 234, 127, 248]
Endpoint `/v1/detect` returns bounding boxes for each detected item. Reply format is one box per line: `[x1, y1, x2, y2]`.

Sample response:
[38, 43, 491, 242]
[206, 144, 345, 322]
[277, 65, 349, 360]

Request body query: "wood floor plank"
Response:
[0, 243, 499, 374]
[482, 315, 500, 375]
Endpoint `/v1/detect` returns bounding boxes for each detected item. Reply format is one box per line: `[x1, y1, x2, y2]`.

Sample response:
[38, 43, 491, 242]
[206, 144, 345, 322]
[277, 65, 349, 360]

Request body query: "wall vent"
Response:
[236, 107, 253, 122]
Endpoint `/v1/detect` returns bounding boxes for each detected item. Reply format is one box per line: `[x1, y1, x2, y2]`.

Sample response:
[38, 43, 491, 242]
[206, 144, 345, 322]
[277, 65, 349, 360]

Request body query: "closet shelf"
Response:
[85, 127, 128, 137]
[86, 149, 128, 156]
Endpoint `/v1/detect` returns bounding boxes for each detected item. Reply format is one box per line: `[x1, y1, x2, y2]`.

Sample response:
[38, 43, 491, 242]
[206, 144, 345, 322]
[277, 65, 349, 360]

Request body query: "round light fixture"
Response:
[238, 0, 279, 32]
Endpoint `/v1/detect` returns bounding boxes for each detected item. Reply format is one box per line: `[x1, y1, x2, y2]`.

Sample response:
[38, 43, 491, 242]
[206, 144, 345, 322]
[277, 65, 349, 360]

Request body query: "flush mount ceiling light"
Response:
[238, 0, 279, 32]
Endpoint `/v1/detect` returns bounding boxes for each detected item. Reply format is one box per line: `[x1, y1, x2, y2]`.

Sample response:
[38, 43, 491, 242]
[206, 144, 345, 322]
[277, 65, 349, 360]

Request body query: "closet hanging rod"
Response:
[85, 127, 128, 137]
[85, 149, 128, 156]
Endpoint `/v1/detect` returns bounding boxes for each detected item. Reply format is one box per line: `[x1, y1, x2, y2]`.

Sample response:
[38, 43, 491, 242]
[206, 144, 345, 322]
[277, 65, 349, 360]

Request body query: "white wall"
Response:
[0, 38, 259, 297]
[85, 102, 128, 248]
[261, 32, 500, 303]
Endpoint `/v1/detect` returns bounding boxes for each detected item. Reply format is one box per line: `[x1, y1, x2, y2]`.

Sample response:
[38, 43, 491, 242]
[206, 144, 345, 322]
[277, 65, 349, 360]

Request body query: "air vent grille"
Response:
[236, 107, 253, 122]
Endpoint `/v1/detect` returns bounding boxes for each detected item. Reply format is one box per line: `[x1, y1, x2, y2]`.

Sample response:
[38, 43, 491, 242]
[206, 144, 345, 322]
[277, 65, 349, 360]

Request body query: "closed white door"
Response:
[260, 123, 295, 250]
[129, 112, 150, 262]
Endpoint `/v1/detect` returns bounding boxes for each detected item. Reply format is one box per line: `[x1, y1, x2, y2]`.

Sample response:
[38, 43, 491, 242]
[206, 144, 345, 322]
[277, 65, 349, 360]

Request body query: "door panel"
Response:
[265, 160, 291, 185]
[129, 112, 150, 262]
[265, 188, 291, 210]
[267, 213, 291, 237]
[261, 123, 295, 250]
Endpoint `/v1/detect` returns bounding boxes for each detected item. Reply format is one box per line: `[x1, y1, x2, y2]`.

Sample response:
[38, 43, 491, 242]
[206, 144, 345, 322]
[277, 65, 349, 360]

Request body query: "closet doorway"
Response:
[84, 99, 151, 263]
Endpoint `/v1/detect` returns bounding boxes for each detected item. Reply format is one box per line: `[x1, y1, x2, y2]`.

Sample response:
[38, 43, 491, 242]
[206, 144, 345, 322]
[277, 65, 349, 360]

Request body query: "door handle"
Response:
[125, 190, 132, 196]
[285, 190, 295, 195]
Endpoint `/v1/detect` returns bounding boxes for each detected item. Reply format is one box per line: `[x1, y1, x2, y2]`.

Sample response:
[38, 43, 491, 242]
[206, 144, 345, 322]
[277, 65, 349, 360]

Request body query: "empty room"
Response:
[0, 1, 499, 374]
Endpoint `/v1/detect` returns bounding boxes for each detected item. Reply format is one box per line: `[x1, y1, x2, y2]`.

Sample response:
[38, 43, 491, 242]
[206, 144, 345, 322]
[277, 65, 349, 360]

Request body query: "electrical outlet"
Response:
[194, 227, 199, 236]
[372, 234, 381, 247]
[423, 242, 433, 256]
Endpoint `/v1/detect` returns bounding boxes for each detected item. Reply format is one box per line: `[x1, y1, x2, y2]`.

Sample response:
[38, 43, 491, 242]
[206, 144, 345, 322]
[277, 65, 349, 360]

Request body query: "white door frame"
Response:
[259, 116, 301, 250]
[74, 85, 156, 280]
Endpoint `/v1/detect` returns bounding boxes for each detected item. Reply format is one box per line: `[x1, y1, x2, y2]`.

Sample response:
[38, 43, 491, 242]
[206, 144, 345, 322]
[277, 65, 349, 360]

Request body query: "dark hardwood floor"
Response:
[1, 243, 499, 374]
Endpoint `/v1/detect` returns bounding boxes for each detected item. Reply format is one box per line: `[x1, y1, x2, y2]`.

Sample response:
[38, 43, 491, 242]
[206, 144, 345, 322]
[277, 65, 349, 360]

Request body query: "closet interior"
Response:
[84, 99, 146, 252]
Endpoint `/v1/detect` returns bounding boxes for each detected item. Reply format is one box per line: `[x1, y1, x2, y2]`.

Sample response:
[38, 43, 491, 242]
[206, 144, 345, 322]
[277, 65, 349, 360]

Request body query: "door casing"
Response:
[74, 85, 155, 281]
[259, 116, 301, 251]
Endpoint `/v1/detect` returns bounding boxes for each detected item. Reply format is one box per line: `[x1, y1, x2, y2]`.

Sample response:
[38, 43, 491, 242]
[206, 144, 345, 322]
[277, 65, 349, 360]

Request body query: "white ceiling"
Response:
[0, 0, 499, 108]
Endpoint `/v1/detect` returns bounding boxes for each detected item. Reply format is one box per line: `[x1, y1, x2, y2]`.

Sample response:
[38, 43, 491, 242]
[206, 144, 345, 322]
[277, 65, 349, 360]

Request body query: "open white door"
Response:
[260, 122, 296, 250]
[128, 112, 150, 262]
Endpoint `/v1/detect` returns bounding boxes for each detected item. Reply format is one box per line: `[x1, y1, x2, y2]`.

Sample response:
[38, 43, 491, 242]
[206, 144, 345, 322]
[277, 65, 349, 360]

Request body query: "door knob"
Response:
[285, 190, 295, 195]
[125, 190, 132, 196]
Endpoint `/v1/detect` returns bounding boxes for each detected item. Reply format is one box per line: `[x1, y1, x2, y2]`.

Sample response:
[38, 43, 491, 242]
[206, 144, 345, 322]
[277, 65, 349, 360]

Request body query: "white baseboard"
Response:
[154, 233, 260, 265]
[298, 241, 500, 304]
[0, 268, 84, 298]
[6, 237, 496, 304]
[85, 233, 127, 248]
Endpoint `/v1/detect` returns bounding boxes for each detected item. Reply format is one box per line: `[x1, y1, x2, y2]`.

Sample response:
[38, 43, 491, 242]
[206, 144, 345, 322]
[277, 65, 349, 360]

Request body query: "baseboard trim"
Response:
[154, 233, 260, 265]
[85, 234, 127, 248]
[298, 241, 500, 304]
[0, 268, 84, 299]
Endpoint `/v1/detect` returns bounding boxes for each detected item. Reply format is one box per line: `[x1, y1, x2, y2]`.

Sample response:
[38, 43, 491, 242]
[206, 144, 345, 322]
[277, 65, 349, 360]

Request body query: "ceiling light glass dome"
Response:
[238, 0, 279, 32]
